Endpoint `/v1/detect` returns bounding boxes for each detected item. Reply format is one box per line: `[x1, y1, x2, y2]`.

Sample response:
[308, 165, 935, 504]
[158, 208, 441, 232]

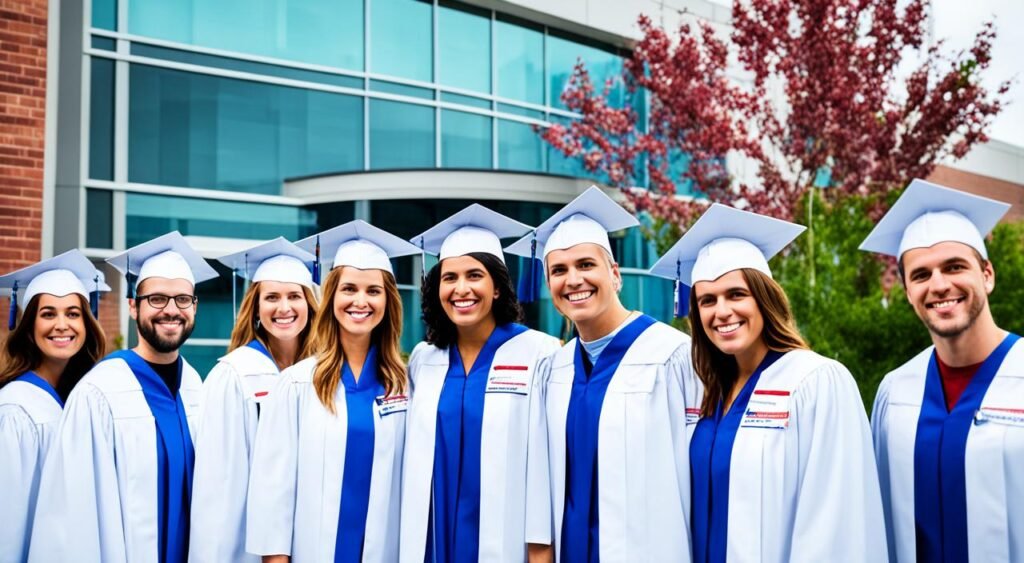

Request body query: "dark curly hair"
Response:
[421, 252, 524, 350]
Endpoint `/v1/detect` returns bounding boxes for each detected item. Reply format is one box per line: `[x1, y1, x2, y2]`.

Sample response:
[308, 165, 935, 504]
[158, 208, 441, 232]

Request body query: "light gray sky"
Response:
[932, 0, 1022, 147]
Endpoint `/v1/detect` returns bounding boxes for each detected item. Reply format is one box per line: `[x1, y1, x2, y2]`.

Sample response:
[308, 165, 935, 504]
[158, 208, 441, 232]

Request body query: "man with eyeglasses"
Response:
[29, 232, 219, 563]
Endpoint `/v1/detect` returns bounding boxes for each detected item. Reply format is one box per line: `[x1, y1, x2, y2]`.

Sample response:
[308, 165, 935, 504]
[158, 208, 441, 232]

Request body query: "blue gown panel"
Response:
[14, 372, 63, 407]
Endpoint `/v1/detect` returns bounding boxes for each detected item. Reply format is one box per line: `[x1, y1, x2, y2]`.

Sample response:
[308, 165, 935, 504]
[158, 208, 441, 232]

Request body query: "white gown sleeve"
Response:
[525, 354, 554, 546]
[189, 361, 254, 562]
[0, 405, 41, 562]
[28, 383, 125, 563]
[245, 373, 300, 557]
[789, 362, 889, 562]
[870, 377, 897, 563]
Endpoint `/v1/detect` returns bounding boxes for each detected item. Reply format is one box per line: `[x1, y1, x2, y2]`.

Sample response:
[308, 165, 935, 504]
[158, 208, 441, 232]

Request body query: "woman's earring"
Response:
[254, 318, 261, 329]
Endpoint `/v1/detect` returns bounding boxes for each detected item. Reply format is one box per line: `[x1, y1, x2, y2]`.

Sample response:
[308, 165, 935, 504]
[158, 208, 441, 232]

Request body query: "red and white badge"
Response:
[975, 406, 1024, 427]
[485, 365, 531, 395]
[685, 407, 701, 425]
[741, 389, 791, 429]
[253, 390, 270, 403]
[376, 394, 409, 417]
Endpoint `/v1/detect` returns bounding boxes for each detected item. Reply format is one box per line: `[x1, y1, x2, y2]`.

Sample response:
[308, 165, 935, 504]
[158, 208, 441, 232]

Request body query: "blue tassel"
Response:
[312, 235, 321, 285]
[418, 236, 427, 283]
[8, 281, 18, 330]
[90, 275, 100, 318]
[125, 254, 135, 299]
[517, 235, 543, 304]
[674, 259, 689, 318]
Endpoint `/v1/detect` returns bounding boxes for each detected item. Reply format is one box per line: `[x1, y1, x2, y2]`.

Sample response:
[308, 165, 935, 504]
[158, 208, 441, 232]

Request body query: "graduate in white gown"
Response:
[0, 251, 108, 562]
[400, 206, 560, 563]
[188, 238, 319, 563]
[650, 204, 886, 563]
[860, 179, 1021, 563]
[507, 186, 701, 563]
[246, 221, 419, 563]
[28, 232, 219, 563]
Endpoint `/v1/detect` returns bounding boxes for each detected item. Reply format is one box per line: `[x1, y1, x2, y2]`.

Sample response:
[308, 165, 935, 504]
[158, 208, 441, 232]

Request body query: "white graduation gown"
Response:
[525, 321, 701, 563]
[696, 349, 888, 562]
[872, 340, 1024, 562]
[246, 356, 407, 562]
[400, 328, 561, 563]
[189, 345, 281, 563]
[26, 356, 202, 563]
[0, 379, 63, 562]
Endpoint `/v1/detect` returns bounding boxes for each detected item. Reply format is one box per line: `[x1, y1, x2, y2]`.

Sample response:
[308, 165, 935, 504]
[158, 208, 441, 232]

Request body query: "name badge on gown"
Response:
[485, 365, 531, 395]
[975, 406, 1024, 427]
[376, 394, 409, 417]
[685, 407, 701, 425]
[253, 390, 270, 403]
[741, 389, 791, 429]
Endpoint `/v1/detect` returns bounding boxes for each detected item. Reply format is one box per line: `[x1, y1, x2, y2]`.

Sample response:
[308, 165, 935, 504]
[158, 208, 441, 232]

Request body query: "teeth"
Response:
[348, 311, 371, 319]
[929, 299, 961, 310]
[453, 300, 476, 309]
[50, 336, 73, 342]
[272, 316, 296, 325]
[716, 322, 741, 334]
[567, 291, 593, 303]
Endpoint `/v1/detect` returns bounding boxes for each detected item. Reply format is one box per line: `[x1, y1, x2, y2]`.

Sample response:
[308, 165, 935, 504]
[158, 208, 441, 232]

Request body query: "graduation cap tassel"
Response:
[418, 236, 427, 284]
[231, 268, 238, 320]
[312, 235, 321, 285]
[517, 235, 543, 304]
[125, 254, 135, 299]
[7, 281, 18, 330]
[674, 259, 689, 318]
[90, 275, 100, 318]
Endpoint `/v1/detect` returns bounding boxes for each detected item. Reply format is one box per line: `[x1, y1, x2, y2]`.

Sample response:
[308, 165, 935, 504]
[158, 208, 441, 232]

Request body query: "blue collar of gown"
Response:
[560, 313, 657, 563]
[689, 349, 785, 563]
[426, 322, 528, 563]
[245, 339, 277, 369]
[103, 349, 195, 563]
[913, 332, 1020, 563]
[15, 371, 63, 407]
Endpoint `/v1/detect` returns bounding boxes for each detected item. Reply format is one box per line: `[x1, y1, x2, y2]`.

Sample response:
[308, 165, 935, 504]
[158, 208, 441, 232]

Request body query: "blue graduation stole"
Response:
[689, 350, 784, 563]
[560, 314, 656, 563]
[334, 346, 385, 563]
[104, 350, 195, 563]
[913, 333, 1020, 563]
[245, 339, 276, 364]
[15, 371, 63, 407]
[426, 322, 528, 563]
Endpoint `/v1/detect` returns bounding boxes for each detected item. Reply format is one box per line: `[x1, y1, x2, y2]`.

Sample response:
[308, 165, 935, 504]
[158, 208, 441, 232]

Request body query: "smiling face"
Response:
[32, 293, 87, 363]
[545, 243, 622, 326]
[257, 280, 310, 344]
[131, 277, 196, 354]
[901, 241, 994, 339]
[439, 254, 497, 331]
[333, 267, 387, 339]
[694, 269, 767, 359]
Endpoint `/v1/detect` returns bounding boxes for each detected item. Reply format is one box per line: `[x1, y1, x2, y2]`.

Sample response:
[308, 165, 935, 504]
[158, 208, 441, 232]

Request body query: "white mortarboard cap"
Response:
[217, 237, 315, 288]
[106, 231, 219, 296]
[859, 179, 1011, 259]
[297, 220, 420, 276]
[505, 186, 638, 261]
[0, 250, 108, 328]
[650, 203, 806, 286]
[411, 204, 532, 264]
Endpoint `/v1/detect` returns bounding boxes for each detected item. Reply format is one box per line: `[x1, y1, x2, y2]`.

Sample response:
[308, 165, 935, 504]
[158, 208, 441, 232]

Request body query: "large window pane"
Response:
[547, 32, 624, 110]
[370, 100, 435, 169]
[439, 1, 490, 93]
[89, 58, 115, 181]
[86, 189, 113, 249]
[130, 65, 363, 194]
[495, 15, 543, 105]
[181, 344, 226, 379]
[128, 0, 363, 70]
[93, 0, 117, 30]
[125, 193, 318, 247]
[442, 110, 491, 169]
[498, 120, 542, 172]
[371, 0, 432, 82]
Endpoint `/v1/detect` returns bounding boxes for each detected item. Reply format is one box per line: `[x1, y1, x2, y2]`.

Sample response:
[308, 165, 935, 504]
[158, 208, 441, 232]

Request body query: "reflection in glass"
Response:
[371, 0, 432, 82]
[546, 31, 624, 110]
[495, 15, 544, 105]
[498, 119, 543, 172]
[369, 99, 435, 169]
[442, 110, 492, 169]
[128, 0, 364, 70]
[86, 189, 114, 249]
[89, 58, 115, 181]
[439, 1, 491, 93]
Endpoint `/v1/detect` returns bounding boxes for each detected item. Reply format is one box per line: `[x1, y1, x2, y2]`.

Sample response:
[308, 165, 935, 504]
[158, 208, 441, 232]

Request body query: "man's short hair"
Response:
[897, 246, 988, 284]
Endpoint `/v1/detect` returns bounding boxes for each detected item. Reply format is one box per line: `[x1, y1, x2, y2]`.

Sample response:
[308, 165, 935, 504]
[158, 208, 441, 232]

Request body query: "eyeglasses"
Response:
[135, 294, 197, 310]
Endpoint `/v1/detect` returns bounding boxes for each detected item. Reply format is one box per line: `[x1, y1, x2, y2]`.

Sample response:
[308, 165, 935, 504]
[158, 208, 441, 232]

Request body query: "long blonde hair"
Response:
[689, 268, 808, 417]
[0, 293, 107, 400]
[227, 281, 319, 365]
[312, 267, 407, 413]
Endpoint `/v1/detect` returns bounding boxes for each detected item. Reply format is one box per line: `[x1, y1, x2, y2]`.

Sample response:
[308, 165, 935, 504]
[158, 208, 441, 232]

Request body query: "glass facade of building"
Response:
[78, 0, 674, 375]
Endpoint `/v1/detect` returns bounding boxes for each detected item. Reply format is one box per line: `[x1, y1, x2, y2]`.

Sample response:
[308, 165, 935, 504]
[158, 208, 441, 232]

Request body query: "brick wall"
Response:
[0, 0, 48, 341]
[928, 164, 1024, 222]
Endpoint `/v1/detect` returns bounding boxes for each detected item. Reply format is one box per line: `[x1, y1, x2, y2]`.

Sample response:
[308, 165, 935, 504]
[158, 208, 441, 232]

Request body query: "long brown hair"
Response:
[689, 268, 807, 416]
[311, 267, 407, 413]
[227, 281, 319, 365]
[0, 293, 107, 400]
